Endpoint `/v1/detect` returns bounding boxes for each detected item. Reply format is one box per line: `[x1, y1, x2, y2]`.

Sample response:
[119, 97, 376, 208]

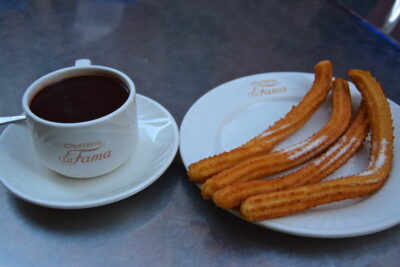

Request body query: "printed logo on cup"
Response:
[59, 140, 112, 166]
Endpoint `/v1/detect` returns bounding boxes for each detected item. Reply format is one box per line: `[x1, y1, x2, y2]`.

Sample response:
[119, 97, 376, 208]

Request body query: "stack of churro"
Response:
[187, 60, 394, 221]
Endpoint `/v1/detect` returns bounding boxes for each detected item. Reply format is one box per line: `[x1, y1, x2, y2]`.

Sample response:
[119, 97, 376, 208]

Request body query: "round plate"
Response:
[0, 94, 179, 209]
[179, 72, 400, 238]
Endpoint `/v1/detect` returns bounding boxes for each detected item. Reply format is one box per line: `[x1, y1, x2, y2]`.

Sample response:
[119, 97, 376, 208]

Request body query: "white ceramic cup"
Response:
[22, 59, 138, 178]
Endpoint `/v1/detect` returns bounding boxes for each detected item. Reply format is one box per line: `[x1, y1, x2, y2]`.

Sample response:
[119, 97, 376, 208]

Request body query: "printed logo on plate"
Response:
[248, 79, 287, 96]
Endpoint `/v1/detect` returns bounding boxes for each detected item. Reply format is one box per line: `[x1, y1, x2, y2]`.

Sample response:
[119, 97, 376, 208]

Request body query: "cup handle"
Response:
[74, 59, 91, 67]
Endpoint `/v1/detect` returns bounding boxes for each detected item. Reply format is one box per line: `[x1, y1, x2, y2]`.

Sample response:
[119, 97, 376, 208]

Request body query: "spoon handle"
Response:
[0, 115, 26, 125]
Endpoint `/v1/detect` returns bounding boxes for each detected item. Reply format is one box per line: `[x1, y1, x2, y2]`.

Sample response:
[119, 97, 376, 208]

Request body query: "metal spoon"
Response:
[0, 115, 26, 125]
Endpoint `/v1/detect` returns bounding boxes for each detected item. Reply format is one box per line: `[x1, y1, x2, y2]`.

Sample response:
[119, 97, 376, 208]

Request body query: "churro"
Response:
[201, 78, 352, 200]
[213, 102, 369, 209]
[188, 60, 333, 183]
[240, 70, 393, 221]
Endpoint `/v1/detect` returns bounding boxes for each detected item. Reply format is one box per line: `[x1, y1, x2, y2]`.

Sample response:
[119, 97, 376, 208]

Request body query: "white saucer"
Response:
[0, 94, 179, 209]
[180, 72, 400, 238]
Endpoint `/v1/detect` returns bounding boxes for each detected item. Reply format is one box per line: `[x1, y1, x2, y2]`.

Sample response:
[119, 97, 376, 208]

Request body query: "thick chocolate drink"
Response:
[30, 75, 129, 123]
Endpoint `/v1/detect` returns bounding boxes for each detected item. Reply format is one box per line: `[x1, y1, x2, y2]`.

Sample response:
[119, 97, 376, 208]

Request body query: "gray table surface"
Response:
[1, 0, 400, 266]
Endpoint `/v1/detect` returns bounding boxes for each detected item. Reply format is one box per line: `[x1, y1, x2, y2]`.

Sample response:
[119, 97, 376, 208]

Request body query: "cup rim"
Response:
[22, 64, 136, 128]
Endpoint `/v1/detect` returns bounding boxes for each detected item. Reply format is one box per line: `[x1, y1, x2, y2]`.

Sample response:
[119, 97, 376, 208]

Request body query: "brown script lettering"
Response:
[59, 142, 112, 165]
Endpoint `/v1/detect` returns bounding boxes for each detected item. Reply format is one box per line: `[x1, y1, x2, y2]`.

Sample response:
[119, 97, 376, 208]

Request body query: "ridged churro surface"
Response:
[213, 102, 369, 209]
[201, 78, 352, 200]
[187, 60, 333, 183]
[241, 70, 393, 221]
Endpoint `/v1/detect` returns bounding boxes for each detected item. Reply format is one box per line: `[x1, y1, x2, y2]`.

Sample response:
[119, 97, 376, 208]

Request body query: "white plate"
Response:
[0, 94, 179, 209]
[180, 72, 400, 238]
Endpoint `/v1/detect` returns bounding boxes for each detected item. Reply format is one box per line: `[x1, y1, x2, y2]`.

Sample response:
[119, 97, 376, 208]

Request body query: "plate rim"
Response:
[179, 71, 400, 238]
[179, 71, 315, 167]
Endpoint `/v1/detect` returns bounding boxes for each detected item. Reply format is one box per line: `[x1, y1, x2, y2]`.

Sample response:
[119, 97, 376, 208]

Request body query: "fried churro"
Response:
[201, 78, 352, 200]
[240, 70, 393, 221]
[188, 60, 333, 183]
[213, 102, 369, 209]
